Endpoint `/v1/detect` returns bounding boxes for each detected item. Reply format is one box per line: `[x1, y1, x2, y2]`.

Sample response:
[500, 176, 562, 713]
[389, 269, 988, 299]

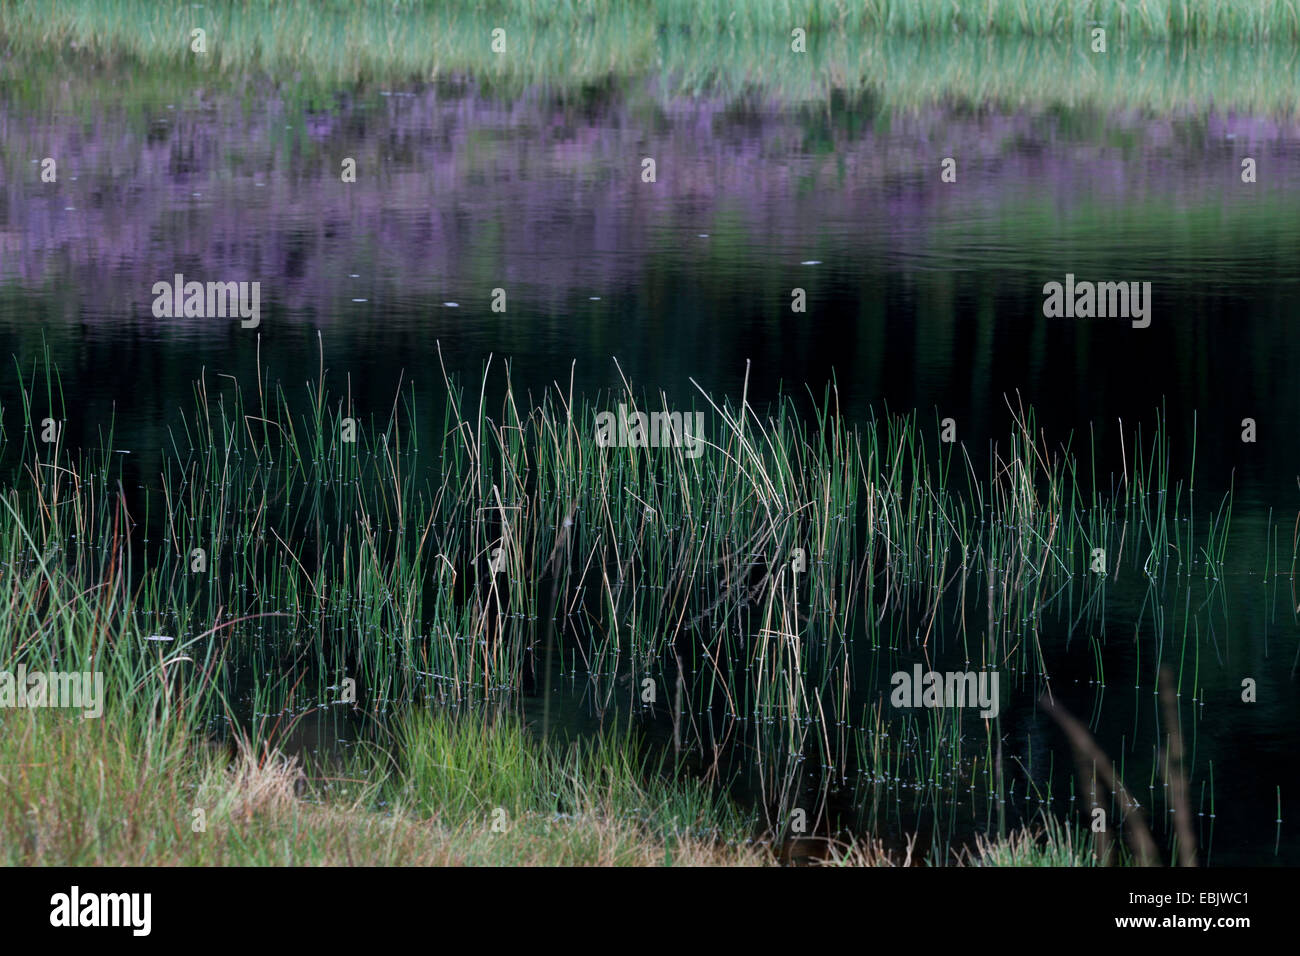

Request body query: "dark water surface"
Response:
[3, 73, 1299, 863]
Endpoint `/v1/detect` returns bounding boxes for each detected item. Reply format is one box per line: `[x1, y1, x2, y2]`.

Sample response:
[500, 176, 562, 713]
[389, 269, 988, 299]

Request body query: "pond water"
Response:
[3, 60, 1299, 864]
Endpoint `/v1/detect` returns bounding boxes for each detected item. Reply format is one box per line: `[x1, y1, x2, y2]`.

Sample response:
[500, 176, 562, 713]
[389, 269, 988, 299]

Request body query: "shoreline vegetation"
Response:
[1, 707, 1090, 866]
[0, 344, 1229, 864]
[1, 2, 1299, 113]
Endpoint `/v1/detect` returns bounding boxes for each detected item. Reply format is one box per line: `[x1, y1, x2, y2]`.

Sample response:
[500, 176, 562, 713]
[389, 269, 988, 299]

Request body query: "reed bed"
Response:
[0, 342, 1240, 861]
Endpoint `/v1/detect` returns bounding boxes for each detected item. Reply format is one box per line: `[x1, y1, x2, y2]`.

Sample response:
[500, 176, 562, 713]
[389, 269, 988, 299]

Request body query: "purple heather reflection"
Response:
[5, 87, 1300, 319]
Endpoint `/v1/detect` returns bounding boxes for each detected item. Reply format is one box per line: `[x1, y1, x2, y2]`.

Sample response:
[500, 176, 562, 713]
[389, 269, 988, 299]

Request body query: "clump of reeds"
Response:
[0, 341, 1229, 860]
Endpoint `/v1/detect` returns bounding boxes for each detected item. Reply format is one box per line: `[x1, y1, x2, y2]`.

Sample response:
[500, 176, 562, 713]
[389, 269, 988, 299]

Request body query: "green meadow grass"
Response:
[13, 0, 1300, 49]
[0, 705, 1093, 865]
[3, 2, 1300, 112]
[0, 707, 771, 865]
[388, 709, 756, 844]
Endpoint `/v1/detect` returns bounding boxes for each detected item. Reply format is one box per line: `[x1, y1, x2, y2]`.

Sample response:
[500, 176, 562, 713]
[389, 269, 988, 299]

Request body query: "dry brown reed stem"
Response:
[1159, 666, 1198, 866]
[1039, 692, 1160, 866]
